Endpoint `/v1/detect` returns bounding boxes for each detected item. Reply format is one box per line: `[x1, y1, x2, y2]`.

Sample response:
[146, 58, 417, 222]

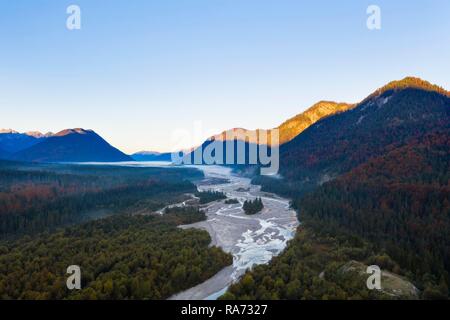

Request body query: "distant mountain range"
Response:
[203, 78, 448, 170]
[180, 100, 354, 165]
[131, 151, 173, 162]
[0, 129, 50, 153]
[2, 77, 448, 168]
[132, 100, 353, 164]
[0, 128, 132, 162]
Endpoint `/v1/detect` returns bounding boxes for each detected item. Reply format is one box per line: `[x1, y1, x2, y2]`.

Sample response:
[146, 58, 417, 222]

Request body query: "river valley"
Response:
[169, 165, 298, 300]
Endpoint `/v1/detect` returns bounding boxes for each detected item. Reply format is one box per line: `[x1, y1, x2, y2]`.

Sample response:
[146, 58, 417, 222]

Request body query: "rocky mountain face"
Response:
[276, 101, 354, 145]
[209, 101, 354, 146]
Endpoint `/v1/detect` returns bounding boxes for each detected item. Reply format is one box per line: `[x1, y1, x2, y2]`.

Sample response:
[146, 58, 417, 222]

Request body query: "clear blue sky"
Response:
[1, 0, 449, 153]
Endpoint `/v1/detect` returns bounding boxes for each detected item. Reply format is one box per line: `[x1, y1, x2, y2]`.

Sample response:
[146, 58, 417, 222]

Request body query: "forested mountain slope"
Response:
[257, 78, 450, 196]
[295, 130, 450, 298]
[228, 78, 450, 300]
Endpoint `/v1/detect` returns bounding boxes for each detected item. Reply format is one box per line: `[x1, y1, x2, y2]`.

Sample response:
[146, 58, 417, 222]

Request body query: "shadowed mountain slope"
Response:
[11, 128, 132, 162]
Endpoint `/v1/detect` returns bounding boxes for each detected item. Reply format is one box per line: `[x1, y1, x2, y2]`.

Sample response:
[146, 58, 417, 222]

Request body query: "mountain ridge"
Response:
[7, 128, 132, 163]
[363, 77, 450, 102]
[208, 100, 355, 146]
[254, 77, 450, 195]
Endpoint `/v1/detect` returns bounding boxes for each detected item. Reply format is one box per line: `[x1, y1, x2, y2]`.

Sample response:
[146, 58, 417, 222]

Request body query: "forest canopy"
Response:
[0, 208, 232, 300]
[0, 162, 202, 237]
